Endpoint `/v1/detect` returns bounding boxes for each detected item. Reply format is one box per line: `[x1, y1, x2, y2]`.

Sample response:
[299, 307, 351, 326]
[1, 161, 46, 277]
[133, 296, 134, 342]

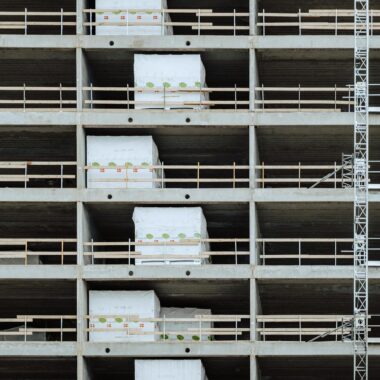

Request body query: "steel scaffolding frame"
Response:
[353, 0, 369, 379]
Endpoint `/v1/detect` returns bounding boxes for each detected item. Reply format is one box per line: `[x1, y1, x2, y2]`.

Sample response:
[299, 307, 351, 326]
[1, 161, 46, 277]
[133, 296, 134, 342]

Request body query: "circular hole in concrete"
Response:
[107, 194, 113, 200]
[105, 348, 111, 353]
[129, 271, 134, 276]
[185, 194, 190, 200]
[186, 271, 191, 276]
[109, 41, 114, 46]
[128, 117, 133, 123]
[186, 118, 191, 123]
[186, 41, 191, 46]
[185, 348, 191, 353]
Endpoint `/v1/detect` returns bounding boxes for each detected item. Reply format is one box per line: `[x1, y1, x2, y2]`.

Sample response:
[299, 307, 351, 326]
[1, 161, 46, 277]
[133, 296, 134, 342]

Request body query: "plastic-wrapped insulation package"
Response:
[134, 54, 209, 110]
[159, 307, 213, 342]
[95, 0, 173, 36]
[135, 360, 208, 380]
[133, 207, 210, 265]
[0, 326, 46, 342]
[89, 290, 160, 342]
[86, 136, 164, 189]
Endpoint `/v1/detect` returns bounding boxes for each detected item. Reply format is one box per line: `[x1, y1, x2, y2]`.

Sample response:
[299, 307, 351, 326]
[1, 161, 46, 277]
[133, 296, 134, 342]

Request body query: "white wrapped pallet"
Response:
[134, 54, 209, 110]
[95, 0, 173, 36]
[89, 290, 160, 342]
[86, 136, 164, 189]
[135, 360, 208, 380]
[133, 207, 210, 265]
[160, 307, 213, 342]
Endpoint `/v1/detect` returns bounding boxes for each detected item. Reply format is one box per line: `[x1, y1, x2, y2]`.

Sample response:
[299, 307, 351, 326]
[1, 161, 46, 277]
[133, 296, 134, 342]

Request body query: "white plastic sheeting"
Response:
[160, 307, 213, 342]
[86, 136, 163, 189]
[133, 207, 210, 265]
[134, 54, 209, 110]
[135, 360, 208, 380]
[0, 255, 40, 265]
[95, 0, 172, 36]
[89, 290, 160, 342]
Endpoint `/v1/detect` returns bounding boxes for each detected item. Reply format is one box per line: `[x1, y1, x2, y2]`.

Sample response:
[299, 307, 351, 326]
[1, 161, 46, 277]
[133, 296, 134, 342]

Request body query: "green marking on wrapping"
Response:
[112, 10, 122, 15]
[179, 82, 187, 88]
[160, 334, 169, 340]
[146, 233, 154, 239]
[162, 233, 170, 239]
[92, 162, 100, 167]
[99, 317, 107, 323]
[208, 335, 214, 341]
[115, 317, 123, 323]
[108, 162, 117, 167]
[192, 335, 200, 341]
[194, 233, 201, 238]
[178, 233, 186, 239]
[146, 82, 155, 88]
[176, 335, 184, 341]
[125, 162, 133, 169]
[163, 82, 171, 88]
[141, 162, 150, 168]
[195, 81, 202, 87]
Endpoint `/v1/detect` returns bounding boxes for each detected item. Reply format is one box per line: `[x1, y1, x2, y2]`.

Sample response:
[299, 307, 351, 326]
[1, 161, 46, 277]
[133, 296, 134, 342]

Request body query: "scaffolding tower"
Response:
[353, 0, 369, 379]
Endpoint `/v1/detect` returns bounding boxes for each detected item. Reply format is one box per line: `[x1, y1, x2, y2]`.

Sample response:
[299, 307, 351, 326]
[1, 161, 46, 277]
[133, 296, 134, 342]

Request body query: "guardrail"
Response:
[0, 161, 76, 188]
[254, 86, 354, 112]
[87, 314, 250, 342]
[85, 163, 249, 188]
[0, 85, 76, 110]
[257, 238, 354, 265]
[83, 85, 249, 110]
[0, 315, 76, 341]
[257, 315, 353, 341]
[0, 238, 77, 265]
[0, 10, 76, 35]
[84, 8, 249, 35]
[84, 238, 250, 265]
[258, 9, 380, 35]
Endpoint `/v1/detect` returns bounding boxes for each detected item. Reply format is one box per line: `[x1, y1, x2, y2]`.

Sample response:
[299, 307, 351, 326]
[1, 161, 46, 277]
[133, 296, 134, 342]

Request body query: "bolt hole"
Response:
[107, 194, 113, 200]
[186, 118, 191, 123]
[129, 271, 134, 276]
[185, 348, 191, 353]
[128, 117, 133, 123]
[105, 348, 111, 353]
[109, 41, 114, 46]
[186, 41, 191, 46]
[185, 194, 190, 200]
[186, 271, 191, 276]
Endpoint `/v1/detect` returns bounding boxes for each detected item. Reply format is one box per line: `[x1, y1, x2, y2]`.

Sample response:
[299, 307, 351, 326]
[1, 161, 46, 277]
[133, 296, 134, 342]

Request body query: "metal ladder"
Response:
[353, 0, 369, 378]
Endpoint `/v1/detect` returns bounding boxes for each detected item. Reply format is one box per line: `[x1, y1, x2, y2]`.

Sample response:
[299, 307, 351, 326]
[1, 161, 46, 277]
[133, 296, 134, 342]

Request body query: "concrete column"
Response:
[249, 126, 261, 189]
[250, 279, 262, 342]
[249, 49, 259, 112]
[77, 279, 89, 380]
[250, 355, 262, 380]
[249, 0, 258, 36]
[76, 48, 91, 111]
[77, 124, 86, 189]
[76, 0, 86, 35]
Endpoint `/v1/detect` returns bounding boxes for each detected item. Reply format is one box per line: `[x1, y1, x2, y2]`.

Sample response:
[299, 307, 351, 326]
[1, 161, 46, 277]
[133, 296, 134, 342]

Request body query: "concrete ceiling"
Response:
[0, 126, 76, 161]
[89, 279, 250, 314]
[88, 357, 249, 380]
[0, 358, 76, 380]
[0, 280, 76, 316]
[0, 203, 76, 238]
[86, 203, 249, 241]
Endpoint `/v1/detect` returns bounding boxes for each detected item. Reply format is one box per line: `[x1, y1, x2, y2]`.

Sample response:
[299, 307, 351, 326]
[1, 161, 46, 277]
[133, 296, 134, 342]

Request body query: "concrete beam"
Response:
[84, 342, 252, 357]
[0, 265, 77, 280]
[83, 265, 251, 280]
[0, 343, 77, 357]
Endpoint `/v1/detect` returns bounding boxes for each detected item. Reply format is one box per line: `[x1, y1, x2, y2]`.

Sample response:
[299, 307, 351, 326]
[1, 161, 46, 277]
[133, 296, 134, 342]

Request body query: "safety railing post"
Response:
[298, 162, 301, 188]
[160, 9, 164, 35]
[234, 239, 238, 265]
[61, 8, 64, 35]
[262, 241, 266, 265]
[91, 238, 94, 265]
[298, 241, 301, 266]
[59, 83, 63, 110]
[90, 83, 94, 109]
[127, 84, 130, 109]
[298, 9, 301, 36]
[234, 84, 238, 110]
[60, 317, 63, 341]
[335, 9, 338, 36]
[128, 238, 131, 266]
[334, 85, 337, 111]
[233, 9, 236, 36]
[161, 161, 164, 188]
[334, 162, 337, 188]
[163, 85, 166, 109]
[90, 9, 93, 35]
[197, 162, 200, 189]
[334, 240, 337, 266]
[235, 315, 238, 341]
[24, 8, 28, 35]
[24, 164, 28, 189]
[24, 316, 27, 342]
[198, 9, 201, 36]
[233, 162, 236, 189]
[61, 241, 64, 265]
[298, 84, 301, 110]
[262, 9, 266, 36]
[199, 316, 202, 342]
[23, 83, 26, 111]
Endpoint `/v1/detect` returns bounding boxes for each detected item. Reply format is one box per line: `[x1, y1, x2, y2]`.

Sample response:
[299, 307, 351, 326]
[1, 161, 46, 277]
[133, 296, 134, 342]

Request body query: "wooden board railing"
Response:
[84, 8, 249, 35]
[0, 238, 77, 265]
[258, 9, 380, 35]
[84, 238, 250, 265]
[0, 161, 76, 188]
[0, 10, 76, 35]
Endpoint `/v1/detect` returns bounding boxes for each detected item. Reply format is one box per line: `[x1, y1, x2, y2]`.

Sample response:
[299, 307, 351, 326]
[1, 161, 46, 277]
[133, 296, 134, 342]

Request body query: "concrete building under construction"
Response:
[0, 0, 378, 379]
